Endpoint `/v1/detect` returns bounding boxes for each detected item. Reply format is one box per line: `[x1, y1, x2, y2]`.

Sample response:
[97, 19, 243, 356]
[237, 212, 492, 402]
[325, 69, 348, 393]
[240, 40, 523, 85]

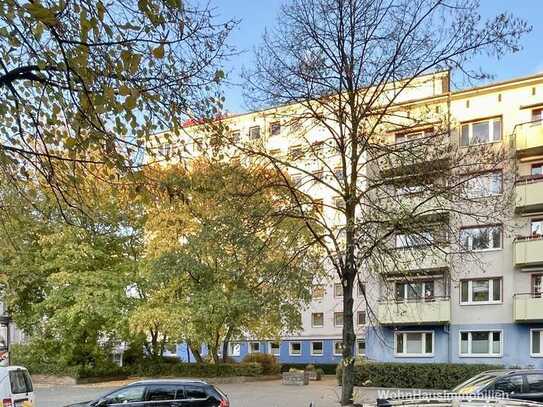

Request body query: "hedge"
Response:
[128, 361, 263, 378]
[336, 362, 503, 390]
[242, 353, 281, 375]
[281, 363, 337, 375]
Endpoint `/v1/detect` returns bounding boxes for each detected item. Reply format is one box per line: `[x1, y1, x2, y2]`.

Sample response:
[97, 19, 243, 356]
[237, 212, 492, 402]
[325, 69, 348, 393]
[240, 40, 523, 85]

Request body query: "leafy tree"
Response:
[136, 159, 323, 362]
[0, 0, 233, 210]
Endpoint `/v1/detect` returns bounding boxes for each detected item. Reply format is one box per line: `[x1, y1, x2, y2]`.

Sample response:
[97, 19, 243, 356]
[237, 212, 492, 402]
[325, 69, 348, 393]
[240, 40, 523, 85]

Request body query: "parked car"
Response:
[451, 369, 543, 403]
[65, 379, 229, 407]
[0, 365, 34, 407]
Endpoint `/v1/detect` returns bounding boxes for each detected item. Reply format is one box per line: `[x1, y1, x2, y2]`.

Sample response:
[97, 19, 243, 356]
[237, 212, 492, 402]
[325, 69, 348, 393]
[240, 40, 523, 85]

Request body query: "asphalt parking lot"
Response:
[34, 377, 384, 407]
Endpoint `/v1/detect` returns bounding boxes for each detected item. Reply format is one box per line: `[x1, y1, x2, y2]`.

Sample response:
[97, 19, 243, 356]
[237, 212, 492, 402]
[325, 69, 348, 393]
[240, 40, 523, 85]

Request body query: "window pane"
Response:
[471, 332, 490, 354]
[472, 280, 490, 302]
[335, 341, 344, 354]
[291, 342, 301, 354]
[492, 332, 501, 354]
[491, 227, 502, 249]
[532, 331, 541, 355]
[425, 333, 433, 354]
[460, 332, 469, 354]
[105, 386, 145, 403]
[492, 119, 502, 141]
[334, 283, 343, 297]
[406, 333, 423, 354]
[357, 340, 366, 355]
[312, 313, 324, 327]
[472, 121, 490, 144]
[147, 385, 177, 401]
[396, 334, 404, 354]
[358, 311, 366, 325]
[461, 125, 469, 146]
[472, 228, 491, 250]
[334, 312, 344, 326]
[424, 281, 435, 299]
[461, 281, 469, 302]
[492, 279, 501, 301]
[185, 386, 207, 399]
[396, 283, 405, 300]
[527, 374, 543, 392]
[312, 342, 323, 354]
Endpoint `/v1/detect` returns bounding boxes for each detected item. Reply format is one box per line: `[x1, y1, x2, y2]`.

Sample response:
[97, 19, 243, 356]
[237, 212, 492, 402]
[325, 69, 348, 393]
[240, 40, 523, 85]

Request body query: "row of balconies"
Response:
[377, 294, 543, 325]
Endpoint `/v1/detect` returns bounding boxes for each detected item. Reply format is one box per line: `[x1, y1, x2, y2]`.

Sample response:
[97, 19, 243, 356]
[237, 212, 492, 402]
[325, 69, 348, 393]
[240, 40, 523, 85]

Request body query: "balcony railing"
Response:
[378, 296, 451, 325]
[513, 235, 543, 267]
[513, 293, 543, 322]
[386, 245, 449, 272]
[515, 175, 543, 212]
[514, 120, 543, 157]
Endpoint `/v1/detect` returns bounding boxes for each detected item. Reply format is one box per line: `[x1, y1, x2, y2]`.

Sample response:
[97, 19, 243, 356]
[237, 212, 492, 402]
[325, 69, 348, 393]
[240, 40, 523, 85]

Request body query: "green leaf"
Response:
[152, 44, 165, 59]
[25, 3, 58, 26]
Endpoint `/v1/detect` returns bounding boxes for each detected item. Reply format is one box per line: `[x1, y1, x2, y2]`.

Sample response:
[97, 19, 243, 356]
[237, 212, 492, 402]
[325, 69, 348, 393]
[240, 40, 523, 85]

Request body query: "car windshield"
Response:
[451, 374, 500, 395]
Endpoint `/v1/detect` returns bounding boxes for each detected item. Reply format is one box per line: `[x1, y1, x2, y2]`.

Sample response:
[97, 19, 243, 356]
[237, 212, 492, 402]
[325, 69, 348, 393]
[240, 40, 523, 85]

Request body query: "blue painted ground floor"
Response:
[170, 323, 543, 368]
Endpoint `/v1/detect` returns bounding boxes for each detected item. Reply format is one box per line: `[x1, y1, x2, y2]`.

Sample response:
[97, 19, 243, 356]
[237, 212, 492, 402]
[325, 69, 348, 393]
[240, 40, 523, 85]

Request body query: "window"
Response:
[228, 342, 241, 357]
[531, 330, 543, 356]
[532, 108, 543, 122]
[334, 312, 344, 327]
[460, 117, 502, 146]
[269, 341, 280, 356]
[396, 281, 435, 301]
[465, 172, 503, 198]
[311, 341, 324, 356]
[334, 167, 344, 179]
[395, 332, 433, 356]
[460, 278, 502, 304]
[396, 183, 426, 196]
[289, 341, 301, 356]
[334, 196, 345, 209]
[249, 126, 261, 140]
[312, 312, 324, 328]
[334, 283, 343, 298]
[270, 122, 281, 136]
[460, 225, 502, 251]
[532, 163, 543, 176]
[147, 385, 178, 401]
[357, 311, 366, 326]
[9, 369, 33, 395]
[357, 282, 366, 296]
[493, 376, 523, 394]
[526, 374, 543, 392]
[185, 386, 207, 400]
[357, 339, 366, 356]
[533, 275, 543, 298]
[104, 386, 146, 404]
[531, 219, 543, 237]
[333, 341, 344, 356]
[312, 284, 325, 299]
[395, 231, 434, 248]
[230, 130, 240, 143]
[249, 342, 261, 353]
[460, 331, 502, 356]
[289, 145, 303, 159]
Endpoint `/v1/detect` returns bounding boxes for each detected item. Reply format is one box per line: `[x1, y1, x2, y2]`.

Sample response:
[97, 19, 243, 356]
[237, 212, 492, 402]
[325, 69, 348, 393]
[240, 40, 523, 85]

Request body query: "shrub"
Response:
[241, 353, 280, 375]
[305, 364, 315, 371]
[281, 363, 337, 375]
[336, 362, 503, 389]
[127, 361, 263, 378]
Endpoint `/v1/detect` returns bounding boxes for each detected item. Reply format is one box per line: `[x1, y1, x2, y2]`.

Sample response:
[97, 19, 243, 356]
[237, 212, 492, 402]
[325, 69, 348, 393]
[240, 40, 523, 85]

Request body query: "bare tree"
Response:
[0, 0, 233, 218]
[235, 0, 529, 404]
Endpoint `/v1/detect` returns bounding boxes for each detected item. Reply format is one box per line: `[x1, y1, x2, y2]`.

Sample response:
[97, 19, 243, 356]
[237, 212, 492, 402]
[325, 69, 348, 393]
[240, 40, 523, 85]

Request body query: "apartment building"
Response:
[156, 72, 543, 367]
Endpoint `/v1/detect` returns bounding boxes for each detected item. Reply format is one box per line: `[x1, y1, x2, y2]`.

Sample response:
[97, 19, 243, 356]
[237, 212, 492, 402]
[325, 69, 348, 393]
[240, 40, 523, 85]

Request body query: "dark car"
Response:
[451, 369, 543, 403]
[65, 379, 229, 407]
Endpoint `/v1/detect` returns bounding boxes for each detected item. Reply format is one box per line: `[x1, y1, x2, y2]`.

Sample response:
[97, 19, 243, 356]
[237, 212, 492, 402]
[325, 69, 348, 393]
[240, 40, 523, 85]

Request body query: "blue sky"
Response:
[214, 0, 543, 113]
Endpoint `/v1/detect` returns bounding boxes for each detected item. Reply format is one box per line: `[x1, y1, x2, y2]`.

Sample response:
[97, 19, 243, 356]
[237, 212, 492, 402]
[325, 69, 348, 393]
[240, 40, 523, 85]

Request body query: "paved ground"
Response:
[34, 377, 391, 407]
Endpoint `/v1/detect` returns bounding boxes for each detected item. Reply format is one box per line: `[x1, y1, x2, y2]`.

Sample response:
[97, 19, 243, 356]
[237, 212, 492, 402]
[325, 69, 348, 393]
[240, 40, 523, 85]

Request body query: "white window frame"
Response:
[270, 122, 281, 136]
[289, 341, 302, 356]
[460, 278, 502, 305]
[333, 340, 343, 356]
[396, 280, 435, 302]
[334, 283, 343, 298]
[357, 311, 366, 326]
[334, 312, 344, 327]
[464, 171, 503, 199]
[460, 225, 502, 252]
[268, 341, 280, 357]
[460, 117, 502, 146]
[356, 339, 366, 356]
[311, 312, 324, 328]
[530, 329, 543, 357]
[311, 341, 324, 356]
[228, 342, 241, 357]
[394, 331, 434, 357]
[249, 341, 261, 353]
[249, 126, 261, 140]
[459, 330, 503, 358]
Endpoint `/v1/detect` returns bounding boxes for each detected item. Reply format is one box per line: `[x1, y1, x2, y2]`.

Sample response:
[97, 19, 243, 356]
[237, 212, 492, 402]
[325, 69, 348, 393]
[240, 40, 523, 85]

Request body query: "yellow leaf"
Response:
[152, 44, 165, 59]
[119, 85, 131, 96]
[25, 3, 58, 26]
[96, 1, 105, 21]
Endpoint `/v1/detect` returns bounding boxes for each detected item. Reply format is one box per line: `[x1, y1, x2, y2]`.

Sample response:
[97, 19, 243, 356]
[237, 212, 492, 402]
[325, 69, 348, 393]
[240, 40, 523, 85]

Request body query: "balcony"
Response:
[515, 176, 543, 213]
[378, 140, 451, 177]
[378, 297, 451, 325]
[388, 246, 449, 273]
[515, 121, 543, 157]
[513, 236, 543, 267]
[513, 293, 543, 322]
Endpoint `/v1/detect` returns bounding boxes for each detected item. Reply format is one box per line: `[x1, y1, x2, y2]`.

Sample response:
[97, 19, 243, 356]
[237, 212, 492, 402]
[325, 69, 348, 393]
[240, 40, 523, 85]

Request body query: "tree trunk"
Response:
[222, 326, 233, 363]
[187, 340, 203, 363]
[341, 272, 356, 405]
